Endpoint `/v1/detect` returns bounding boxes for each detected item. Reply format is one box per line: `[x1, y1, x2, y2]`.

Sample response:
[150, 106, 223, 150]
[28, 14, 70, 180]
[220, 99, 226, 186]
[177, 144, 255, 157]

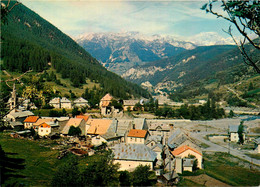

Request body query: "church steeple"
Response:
[10, 83, 17, 110]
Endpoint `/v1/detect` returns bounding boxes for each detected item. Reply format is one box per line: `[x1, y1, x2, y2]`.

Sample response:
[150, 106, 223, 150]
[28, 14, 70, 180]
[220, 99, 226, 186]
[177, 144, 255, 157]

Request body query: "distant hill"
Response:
[1, 1, 150, 99]
[122, 42, 260, 96]
[75, 32, 196, 74]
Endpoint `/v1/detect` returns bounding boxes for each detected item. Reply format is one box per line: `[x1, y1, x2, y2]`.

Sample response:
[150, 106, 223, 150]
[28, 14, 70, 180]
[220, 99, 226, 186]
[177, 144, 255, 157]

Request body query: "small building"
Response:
[60, 97, 72, 109]
[33, 118, 55, 131]
[24, 116, 39, 129]
[254, 137, 260, 153]
[113, 143, 157, 171]
[99, 93, 113, 116]
[229, 125, 245, 142]
[167, 128, 189, 150]
[74, 97, 89, 108]
[38, 123, 51, 136]
[49, 97, 60, 109]
[5, 110, 34, 122]
[127, 129, 148, 144]
[123, 100, 140, 111]
[133, 118, 148, 130]
[171, 145, 203, 170]
[146, 135, 162, 148]
[151, 143, 163, 161]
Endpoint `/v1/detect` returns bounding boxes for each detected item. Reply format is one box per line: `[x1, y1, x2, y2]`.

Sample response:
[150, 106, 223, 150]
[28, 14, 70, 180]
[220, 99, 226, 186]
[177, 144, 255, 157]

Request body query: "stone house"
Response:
[123, 100, 140, 111]
[5, 110, 34, 122]
[127, 129, 149, 144]
[38, 122, 51, 136]
[23, 116, 39, 129]
[113, 143, 157, 171]
[49, 97, 60, 109]
[99, 93, 113, 116]
[60, 97, 72, 109]
[73, 97, 89, 108]
[171, 145, 203, 172]
[229, 125, 245, 142]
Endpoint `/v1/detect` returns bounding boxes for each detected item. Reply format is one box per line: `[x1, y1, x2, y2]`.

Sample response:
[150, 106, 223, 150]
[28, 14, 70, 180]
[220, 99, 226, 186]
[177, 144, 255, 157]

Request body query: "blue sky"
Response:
[21, 0, 240, 40]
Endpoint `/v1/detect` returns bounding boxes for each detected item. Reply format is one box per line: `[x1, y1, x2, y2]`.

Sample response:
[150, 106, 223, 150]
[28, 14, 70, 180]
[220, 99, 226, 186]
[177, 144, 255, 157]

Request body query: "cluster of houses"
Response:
[5, 107, 204, 184]
[4, 88, 259, 184]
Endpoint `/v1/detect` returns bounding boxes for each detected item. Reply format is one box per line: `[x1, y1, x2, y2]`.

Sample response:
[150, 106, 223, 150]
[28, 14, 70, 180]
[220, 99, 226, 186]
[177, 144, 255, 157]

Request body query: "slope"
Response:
[0, 1, 150, 99]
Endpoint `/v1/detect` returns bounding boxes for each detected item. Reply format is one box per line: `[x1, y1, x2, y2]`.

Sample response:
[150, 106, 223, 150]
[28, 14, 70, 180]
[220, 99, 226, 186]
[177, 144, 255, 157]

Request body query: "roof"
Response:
[117, 119, 133, 136]
[76, 115, 90, 122]
[39, 123, 51, 128]
[8, 111, 34, 118]
[60, 97, 71, 103]
[167, 128, 188, 149]
[171, 145, 202, 156]
[61, 118, 84, 134]
[133, 118, 146, 130]
[74, 97, 88, 104]
[123, 100, 139, 106]
[34, 119, 55, 126]
[229, 125, 239, 133]
[128, 129, 147, 138]
[87, 119, 112, 135]
[254, 137, 260, 144]
[163, 171, 178, 181]
[146, 135, 162, 144]
[101, 93, 113, 101]
[24, 116, 39, 123]
[49, 97, 60, 104]
[113, 143, 157, 162]
[151, 143, 163, 151]
[149, 123, 171, 131]
[101, 101, 111, 107]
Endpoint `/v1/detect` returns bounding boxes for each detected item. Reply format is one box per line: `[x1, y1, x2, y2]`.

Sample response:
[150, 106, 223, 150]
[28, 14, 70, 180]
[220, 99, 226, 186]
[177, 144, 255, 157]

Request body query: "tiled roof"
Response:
[229, 125, 239, 133]
[34, 119, 55, 126]
[9, 111, 34, 118]
[133, 118, 146, 130]
[167, 128, 188, 149]
[39, 123, 51, 128]
[61, 118, 84, 134]
[24, 116, 39, 123]
[76, 115, 90, 122]
[113, 143, 157, 161]
[127, 129, 147, 138]
[146, 135, 162, 144]
[87, 119, 112, 135]
[171, 145, 202, 156]
[101, 93, 113, 101]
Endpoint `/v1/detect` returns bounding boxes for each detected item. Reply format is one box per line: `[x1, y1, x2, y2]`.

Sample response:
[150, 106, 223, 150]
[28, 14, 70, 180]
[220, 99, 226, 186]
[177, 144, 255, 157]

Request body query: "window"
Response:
[151, 143, 153, 146]
[46, 130, 48, 133]
[135, 138, 137, 142]
[41, 130, 43, 132]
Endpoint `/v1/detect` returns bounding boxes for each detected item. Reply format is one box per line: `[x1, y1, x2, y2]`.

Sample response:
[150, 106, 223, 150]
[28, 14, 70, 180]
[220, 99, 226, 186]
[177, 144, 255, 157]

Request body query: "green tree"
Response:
[228, 110, 235, 118]
[248, 82, 254, 91]
[72, 107, 80, 117]
[238, 121, 245, 144]
[51, 156, 82, 186]
[82, 149, 119, 186]
[119, 170, 131, 186]
[68, 126, 81, 136]
[131, 165, 155, 186]
[201, 0, 260, 73]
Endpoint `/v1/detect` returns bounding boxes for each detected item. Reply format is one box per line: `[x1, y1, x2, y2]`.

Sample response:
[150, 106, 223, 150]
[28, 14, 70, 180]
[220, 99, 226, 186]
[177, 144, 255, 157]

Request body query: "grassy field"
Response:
[0, 133, 98, 186]
[203, 152, 260, 186]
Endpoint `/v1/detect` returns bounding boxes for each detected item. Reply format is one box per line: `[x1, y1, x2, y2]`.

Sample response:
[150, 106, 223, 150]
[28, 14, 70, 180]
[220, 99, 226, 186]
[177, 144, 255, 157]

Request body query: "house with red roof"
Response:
[127, 129, 149, 144]
[171, 145, 202, 173]
[24, 116, 39, 129]
[38, 123, 51, 136]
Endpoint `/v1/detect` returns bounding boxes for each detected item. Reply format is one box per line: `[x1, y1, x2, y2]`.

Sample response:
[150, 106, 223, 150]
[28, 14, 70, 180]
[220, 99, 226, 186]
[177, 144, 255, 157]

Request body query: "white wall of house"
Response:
[177, 150, 202, 169]
[257, 145, 260, 153]
[24, 122, 33, 129]
[127, 137, 145, 144]
[74, 103, 88, 108]
[38, 127, 51, 136]
[61, 102, 72, 109]
[230, 132, 245, 142]
[91, 135, 107, 146]
[183, 166, 193, 172]
[114, 160, 153, 171]
[50, 103, 60, 109]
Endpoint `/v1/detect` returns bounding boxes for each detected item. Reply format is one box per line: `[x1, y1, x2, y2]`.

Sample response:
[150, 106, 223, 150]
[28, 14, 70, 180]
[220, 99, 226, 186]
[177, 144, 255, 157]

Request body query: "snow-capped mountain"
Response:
[75, 32, 196, 74]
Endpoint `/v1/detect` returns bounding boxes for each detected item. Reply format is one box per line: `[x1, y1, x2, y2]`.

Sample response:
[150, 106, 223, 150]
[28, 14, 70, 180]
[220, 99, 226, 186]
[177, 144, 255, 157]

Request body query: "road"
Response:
[187, 131, 260, 167]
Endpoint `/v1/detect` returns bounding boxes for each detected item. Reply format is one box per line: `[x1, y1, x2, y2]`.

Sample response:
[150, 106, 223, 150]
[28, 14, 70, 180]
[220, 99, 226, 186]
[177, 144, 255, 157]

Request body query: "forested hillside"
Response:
[1, 1, 150, 99]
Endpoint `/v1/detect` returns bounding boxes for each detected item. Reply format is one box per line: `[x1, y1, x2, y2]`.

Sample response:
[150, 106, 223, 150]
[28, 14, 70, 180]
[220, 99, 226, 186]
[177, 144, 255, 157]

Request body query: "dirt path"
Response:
[184, 174, 230, 186]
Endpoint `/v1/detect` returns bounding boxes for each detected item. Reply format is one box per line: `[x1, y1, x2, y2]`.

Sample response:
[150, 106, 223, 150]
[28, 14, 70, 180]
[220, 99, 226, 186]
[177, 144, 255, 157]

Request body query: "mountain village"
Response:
[3, 84, 260, 185]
